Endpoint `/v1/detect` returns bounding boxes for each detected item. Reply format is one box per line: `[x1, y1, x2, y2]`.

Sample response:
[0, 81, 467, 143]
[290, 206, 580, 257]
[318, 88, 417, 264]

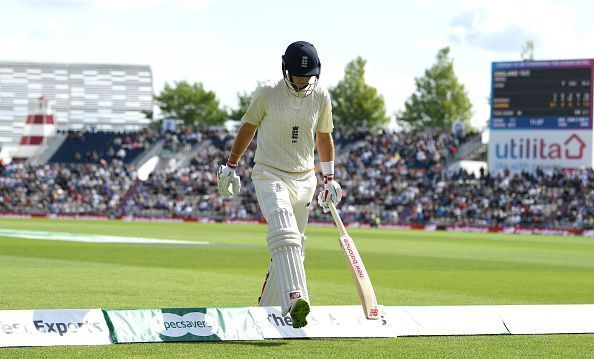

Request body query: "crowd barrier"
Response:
[2, 304, 594, 347]
[1, 213, 591, 237]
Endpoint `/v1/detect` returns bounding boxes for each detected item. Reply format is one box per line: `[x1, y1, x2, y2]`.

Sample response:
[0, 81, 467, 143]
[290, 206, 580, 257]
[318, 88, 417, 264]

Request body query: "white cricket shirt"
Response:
[241, 79, 333, 178]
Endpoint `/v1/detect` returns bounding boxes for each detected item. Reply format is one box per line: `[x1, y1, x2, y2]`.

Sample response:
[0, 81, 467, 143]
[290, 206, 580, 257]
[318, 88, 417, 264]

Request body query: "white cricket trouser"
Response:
[252, 168, 317, 310]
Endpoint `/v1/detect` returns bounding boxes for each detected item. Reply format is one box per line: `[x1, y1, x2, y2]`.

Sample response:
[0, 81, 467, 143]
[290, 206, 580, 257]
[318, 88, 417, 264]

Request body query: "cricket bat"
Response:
[328, 202, 380, 320]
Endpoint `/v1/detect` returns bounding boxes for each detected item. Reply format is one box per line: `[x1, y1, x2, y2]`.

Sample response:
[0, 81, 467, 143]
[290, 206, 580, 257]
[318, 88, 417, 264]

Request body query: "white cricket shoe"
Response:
[289, 297, 310, 328]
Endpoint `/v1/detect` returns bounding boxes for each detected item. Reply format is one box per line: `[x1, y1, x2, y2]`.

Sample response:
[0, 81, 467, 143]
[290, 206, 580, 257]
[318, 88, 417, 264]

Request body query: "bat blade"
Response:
[328, 203, 380, 319]
[338, 234, 380, 320]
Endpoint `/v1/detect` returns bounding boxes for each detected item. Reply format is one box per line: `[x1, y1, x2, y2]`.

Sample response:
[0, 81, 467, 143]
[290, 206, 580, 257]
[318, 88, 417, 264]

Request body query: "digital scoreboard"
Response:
[489, 59, 594, 172]
[491, 60, 592, 129]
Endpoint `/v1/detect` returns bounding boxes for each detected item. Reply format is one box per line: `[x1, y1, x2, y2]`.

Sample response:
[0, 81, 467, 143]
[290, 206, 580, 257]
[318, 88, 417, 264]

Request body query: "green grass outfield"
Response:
[1, 218, 594, 358]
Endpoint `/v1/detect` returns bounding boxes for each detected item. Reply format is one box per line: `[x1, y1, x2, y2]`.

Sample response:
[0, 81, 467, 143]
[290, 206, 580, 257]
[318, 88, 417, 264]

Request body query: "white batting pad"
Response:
[258, 262, 280, 306]
[271, 245, 309, 315]
[264, 208, 309, 315]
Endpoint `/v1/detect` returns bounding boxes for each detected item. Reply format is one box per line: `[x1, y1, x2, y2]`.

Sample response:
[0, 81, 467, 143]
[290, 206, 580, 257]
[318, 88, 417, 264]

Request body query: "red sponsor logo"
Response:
[369, 308, 379, 317]
[342, 237, 365, 279]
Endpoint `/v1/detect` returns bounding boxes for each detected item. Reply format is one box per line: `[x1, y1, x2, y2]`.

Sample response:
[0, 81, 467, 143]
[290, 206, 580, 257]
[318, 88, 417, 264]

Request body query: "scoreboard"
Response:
[491, 61, 592, 129]
[489, 59, 594, 172]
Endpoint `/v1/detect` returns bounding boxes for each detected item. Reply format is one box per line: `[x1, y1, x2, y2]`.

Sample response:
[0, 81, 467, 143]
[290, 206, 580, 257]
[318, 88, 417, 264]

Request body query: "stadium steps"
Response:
[130, 139, 165, 168]
[176, 141, 210, 169]
[28, 132, 67, 165]
[466, 144, 487, 161]
[117, 178, 142, 213]
[156, 140, 211, 172]
[445, 134, 484, 165]
[397, 203, 415, 224]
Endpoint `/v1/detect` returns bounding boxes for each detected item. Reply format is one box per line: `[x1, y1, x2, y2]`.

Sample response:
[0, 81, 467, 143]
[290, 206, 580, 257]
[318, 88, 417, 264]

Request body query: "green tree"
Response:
[228, 89, 255, 122]
[155, 81, 226, 127]
[396, 47, 472, 131]
[330, 57, 390, 129]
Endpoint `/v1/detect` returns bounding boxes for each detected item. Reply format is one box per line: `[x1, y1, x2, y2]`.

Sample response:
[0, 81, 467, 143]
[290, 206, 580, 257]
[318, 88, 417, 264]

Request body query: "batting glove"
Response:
[217, 162, 241, 198]
[317, 174, 342, 213]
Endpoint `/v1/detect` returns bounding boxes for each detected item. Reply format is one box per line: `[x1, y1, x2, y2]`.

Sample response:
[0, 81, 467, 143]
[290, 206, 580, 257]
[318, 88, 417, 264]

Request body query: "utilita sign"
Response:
[488, 131, 592, 172]
[489, 59, 593, 173]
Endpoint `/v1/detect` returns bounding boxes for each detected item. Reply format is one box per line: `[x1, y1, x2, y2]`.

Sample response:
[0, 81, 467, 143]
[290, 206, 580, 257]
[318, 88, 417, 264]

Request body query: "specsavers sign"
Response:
[104, 307, 263, 343]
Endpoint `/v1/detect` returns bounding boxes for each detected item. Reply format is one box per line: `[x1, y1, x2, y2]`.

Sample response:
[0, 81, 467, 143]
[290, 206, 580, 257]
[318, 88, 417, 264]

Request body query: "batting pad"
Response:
[265, 208, 309, 314]
[271, 245, 309, 315]
[259, 261, 281, 307]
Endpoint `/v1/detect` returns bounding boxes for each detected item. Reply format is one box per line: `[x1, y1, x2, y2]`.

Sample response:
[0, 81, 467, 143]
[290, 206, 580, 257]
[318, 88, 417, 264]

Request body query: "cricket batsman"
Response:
[217, 41, 342, 328]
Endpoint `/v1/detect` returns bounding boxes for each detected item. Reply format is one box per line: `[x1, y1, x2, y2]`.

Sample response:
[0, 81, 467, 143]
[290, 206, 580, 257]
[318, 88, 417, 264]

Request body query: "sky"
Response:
[1, 0, 594, 130]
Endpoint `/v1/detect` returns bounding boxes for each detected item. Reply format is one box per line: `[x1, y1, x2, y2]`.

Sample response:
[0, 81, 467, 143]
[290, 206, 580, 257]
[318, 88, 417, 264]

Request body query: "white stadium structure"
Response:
[0, 61, 153, 157]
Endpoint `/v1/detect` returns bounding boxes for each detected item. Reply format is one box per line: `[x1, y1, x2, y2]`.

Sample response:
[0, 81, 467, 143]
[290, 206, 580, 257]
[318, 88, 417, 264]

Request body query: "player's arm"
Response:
[229, 85, 265, 164]
[217, 123, 257, 198]
[316, 90, 335, 172]
[316, 132, 334, 163]
[316, 132, 342, 211]
[228, 123, 258, 164]
[218, 84, 266, 199]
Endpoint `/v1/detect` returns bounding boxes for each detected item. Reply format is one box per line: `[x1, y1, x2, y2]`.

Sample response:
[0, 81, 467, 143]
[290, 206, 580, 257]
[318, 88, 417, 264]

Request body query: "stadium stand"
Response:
[49, 129, 160, 164]
[0, 161, 133, 215]
[3, 126, 593, 230]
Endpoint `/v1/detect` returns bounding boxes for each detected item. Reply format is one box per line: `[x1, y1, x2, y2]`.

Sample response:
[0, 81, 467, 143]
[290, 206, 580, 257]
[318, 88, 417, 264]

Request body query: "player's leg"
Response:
[266, 206, 308, 312]
[253, 170, 282, 307]
[252, 170, 310, 327]
[258, 260, 280, 306]
[292, 174, 318, 256]
[284, 174, 317, 328]
[257, 175, 314, 309]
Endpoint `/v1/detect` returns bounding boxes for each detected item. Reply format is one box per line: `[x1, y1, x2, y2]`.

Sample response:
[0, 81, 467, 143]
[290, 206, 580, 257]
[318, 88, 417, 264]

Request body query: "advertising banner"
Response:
[0, 309, 111, 347]
[489, 59, 594, 172]
[3, 305, 594, 346]
[497, 304, 594, 334]
[104, 307, 263, 343]
[252, 305, 393, 339]
[488, 130, 593, 172]
[383, 306, 510, 336]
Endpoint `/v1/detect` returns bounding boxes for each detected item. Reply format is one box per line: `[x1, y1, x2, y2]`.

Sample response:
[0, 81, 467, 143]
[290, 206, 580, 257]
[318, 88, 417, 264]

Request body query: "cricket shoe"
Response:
[289, 297, 310, 328]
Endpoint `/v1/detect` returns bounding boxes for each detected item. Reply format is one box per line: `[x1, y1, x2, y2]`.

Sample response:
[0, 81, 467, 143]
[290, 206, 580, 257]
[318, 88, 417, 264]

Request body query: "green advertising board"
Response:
[104, 307, 263, 343]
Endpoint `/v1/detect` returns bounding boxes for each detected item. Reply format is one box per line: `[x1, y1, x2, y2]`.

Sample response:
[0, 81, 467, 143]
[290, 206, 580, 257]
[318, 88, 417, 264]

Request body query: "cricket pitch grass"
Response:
[1, 218, 594, 358]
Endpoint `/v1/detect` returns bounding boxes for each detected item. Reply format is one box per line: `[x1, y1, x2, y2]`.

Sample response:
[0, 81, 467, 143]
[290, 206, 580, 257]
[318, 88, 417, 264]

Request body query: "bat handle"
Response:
[328, 202, 349, 238]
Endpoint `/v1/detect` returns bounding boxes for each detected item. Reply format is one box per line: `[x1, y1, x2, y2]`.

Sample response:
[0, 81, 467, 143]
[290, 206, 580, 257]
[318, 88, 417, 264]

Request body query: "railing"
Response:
[444, 134, 484, 166]
[157, 140, 212, 172]
[175, 141, 207, 169]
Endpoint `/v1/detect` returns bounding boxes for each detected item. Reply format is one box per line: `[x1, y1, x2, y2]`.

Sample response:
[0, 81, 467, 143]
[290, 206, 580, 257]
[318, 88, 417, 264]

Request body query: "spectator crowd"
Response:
[2, 126, 594, 230]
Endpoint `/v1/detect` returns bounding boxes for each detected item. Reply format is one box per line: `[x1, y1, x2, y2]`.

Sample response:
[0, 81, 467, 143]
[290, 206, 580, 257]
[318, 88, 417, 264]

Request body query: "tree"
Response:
[396, 47, 472, 131]
[154, 81, 226, 127]
[329, 57, 390, 129]
[228, 91, 252, 122]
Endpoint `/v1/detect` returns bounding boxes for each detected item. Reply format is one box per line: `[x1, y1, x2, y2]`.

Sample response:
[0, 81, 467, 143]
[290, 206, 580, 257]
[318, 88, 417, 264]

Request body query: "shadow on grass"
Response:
[171, 340, 291, 347]
[173, 338, 369, 347]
